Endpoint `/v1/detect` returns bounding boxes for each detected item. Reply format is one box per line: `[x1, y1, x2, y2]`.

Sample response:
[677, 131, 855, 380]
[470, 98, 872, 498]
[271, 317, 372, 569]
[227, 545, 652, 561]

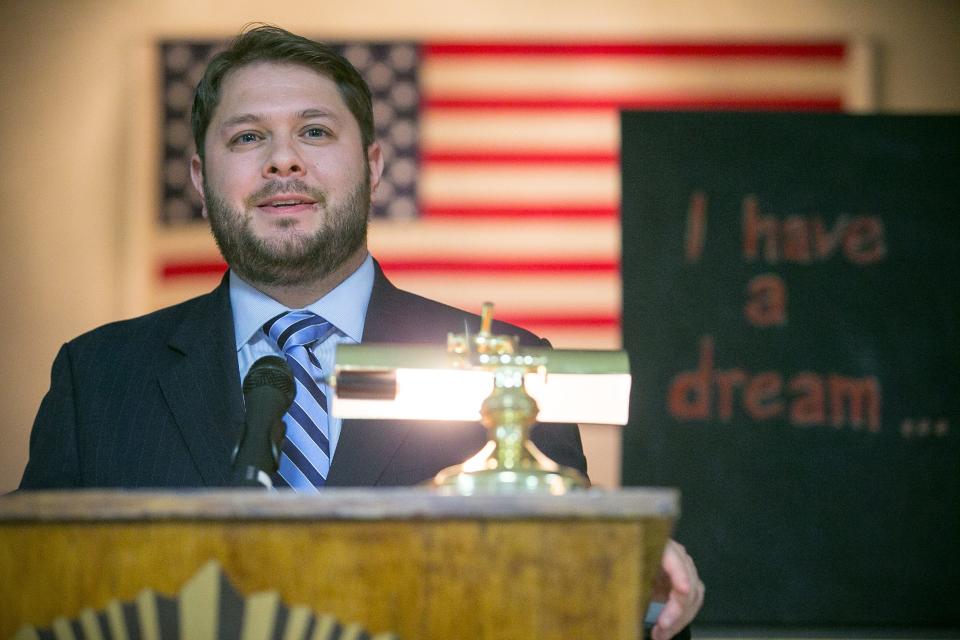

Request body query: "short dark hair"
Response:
[191, 24, 374, 162]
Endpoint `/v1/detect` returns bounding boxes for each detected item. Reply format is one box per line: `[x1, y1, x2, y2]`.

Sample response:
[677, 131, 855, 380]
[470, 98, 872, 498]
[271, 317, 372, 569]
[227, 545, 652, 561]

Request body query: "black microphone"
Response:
[232, 356, 295, 488]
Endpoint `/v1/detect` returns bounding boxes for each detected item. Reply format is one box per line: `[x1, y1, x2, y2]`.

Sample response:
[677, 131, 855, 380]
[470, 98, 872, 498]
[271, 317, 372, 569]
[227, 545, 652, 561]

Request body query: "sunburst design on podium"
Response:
[14, 560, 397, 640]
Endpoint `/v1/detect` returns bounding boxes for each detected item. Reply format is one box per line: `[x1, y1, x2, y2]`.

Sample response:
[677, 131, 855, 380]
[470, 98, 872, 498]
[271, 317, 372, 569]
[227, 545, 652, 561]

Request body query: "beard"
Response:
[205, 175, 370, 288]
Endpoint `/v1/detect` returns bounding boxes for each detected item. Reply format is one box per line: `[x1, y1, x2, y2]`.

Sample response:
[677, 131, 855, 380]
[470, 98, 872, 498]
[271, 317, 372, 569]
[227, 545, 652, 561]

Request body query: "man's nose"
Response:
[262, 137, 306, 178]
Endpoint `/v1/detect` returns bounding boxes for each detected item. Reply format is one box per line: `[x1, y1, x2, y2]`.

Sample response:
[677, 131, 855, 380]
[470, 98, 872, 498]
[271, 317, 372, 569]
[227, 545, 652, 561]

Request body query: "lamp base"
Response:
[432, 457, 589, 495]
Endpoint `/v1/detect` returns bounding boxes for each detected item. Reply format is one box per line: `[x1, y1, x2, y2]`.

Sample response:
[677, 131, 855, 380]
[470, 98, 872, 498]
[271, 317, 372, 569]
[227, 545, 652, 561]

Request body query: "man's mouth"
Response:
[258, 195, 317, 207]
[256, 195, 318, 213]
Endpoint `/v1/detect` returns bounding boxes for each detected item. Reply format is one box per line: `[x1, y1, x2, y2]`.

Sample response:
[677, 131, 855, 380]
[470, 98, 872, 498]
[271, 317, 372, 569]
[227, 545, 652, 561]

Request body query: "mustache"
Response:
[245, 180, 326, 207]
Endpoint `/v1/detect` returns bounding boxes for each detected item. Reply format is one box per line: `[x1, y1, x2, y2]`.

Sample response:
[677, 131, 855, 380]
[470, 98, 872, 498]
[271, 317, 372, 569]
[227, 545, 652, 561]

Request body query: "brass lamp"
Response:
[329, 303, 631, 495]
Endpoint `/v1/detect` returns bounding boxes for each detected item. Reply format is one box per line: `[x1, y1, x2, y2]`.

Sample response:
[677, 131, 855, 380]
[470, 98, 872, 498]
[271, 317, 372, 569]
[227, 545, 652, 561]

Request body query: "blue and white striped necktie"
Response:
[263, 310, 336, 491]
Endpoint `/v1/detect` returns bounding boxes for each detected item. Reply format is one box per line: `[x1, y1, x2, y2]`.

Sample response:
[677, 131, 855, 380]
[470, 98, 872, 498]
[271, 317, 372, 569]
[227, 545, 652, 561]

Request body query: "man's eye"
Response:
[232, 132, 261, 144]
[304, 127, 329, 138]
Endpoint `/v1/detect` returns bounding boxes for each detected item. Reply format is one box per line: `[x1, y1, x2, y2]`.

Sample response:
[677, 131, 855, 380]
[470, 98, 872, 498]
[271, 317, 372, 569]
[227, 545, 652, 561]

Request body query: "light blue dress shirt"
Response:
[229, 254, 374, 461]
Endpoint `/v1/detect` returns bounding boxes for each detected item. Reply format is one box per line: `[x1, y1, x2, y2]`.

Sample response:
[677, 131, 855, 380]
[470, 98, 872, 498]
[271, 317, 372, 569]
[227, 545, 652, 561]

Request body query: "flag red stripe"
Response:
[378, 260, 619, 273]
[421, 205, 619, 219]
[161, 262, 227, 278]
[424, 42, 846, 59]
[422, 150, 619, 164]
[498, 315, 621, 328]
[423, 96, 844, 111]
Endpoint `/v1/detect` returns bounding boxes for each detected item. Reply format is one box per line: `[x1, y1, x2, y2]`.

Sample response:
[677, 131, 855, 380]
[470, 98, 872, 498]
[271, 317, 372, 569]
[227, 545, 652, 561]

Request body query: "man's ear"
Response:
[367, 141, 384, 197]
[189, 153, 208, 219]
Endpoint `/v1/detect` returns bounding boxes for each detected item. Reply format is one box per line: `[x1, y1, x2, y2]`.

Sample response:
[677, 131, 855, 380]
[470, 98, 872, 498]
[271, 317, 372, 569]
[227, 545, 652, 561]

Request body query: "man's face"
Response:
[190, 61, 382, 287]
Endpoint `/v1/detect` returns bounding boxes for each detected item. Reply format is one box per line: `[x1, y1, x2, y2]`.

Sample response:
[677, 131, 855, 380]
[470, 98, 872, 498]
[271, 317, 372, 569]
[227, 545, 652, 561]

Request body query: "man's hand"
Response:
[650, 539, 704, 640]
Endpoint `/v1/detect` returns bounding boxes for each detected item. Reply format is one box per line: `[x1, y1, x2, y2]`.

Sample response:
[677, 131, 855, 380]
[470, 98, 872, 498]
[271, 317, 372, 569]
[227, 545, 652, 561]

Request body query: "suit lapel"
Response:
[157, 275, 245, 486]
[327, 262, 413, 486]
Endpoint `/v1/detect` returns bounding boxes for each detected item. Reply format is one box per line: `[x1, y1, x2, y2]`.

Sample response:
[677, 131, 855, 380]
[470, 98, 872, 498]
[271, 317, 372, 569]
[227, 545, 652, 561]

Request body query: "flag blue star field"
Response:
[156, 39, 861, 348]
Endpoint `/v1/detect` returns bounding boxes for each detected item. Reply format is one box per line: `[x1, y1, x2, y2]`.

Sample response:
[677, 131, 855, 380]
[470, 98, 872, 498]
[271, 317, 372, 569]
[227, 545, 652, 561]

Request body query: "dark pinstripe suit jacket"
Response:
[19, 261, 586, 489]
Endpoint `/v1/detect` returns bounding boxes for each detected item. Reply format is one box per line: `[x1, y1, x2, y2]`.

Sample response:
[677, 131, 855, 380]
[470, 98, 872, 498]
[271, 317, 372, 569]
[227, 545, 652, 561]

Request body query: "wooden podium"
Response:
[0, 489, 677, 639]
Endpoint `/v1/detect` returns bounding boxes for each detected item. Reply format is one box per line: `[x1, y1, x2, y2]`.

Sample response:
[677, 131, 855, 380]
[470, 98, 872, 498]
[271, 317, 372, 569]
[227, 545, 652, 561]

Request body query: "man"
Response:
[20, 25, 702, 638]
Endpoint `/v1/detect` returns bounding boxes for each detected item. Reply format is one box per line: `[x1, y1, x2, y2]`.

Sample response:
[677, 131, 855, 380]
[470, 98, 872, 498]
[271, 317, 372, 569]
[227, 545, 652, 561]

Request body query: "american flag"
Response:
[155, 39, 864, 349]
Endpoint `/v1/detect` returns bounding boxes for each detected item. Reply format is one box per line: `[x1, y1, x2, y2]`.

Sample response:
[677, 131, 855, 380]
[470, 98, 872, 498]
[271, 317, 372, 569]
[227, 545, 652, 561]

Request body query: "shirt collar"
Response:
[229, 253, 375, 351]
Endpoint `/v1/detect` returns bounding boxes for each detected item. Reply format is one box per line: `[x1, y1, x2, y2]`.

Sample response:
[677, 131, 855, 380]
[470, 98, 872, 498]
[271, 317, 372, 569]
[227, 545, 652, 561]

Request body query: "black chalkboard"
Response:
[620, 112, 959, 626]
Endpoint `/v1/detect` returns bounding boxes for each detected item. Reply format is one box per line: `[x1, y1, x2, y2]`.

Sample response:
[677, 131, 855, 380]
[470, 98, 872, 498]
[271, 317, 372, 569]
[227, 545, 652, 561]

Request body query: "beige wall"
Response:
[1, 0, 957, 493]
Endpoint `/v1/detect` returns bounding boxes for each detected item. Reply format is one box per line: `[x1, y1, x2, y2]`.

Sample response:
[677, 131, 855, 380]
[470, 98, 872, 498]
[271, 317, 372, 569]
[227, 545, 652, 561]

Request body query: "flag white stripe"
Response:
[422, 111, 619, 153]
[421, 57, 847, 97]
[517, 327, 620, 349]
[420, 165, 619, 206]
[369, 219, 619, 259]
